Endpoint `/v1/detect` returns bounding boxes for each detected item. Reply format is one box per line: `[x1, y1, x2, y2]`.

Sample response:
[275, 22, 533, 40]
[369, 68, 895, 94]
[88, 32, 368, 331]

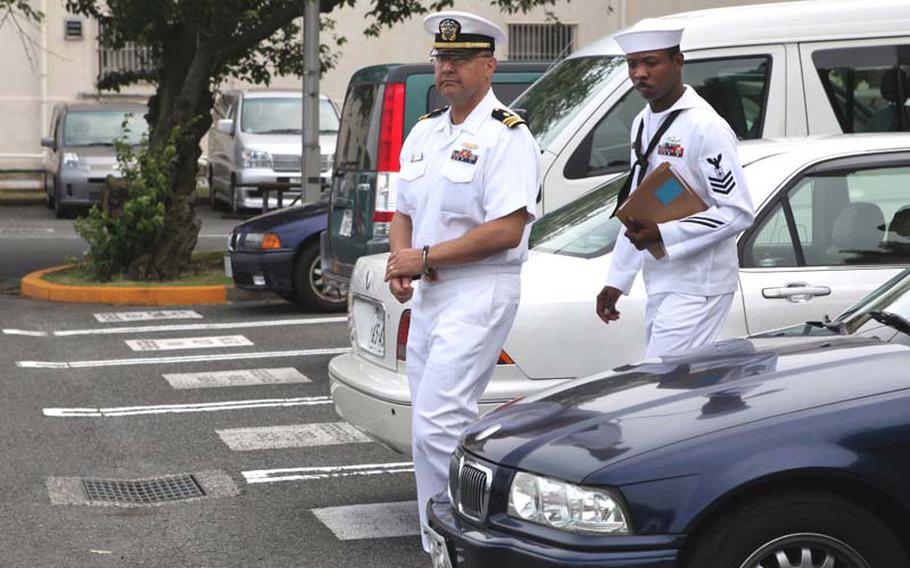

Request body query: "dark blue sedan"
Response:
[428, 269, 910, 568]
[227, 202, 346, 311]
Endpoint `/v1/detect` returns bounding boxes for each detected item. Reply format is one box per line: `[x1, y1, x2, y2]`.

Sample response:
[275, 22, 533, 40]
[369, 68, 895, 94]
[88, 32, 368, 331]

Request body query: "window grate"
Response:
[65, 18, 83, 40]
[508, 23, 576, 62]
[97, 23, 156, 80]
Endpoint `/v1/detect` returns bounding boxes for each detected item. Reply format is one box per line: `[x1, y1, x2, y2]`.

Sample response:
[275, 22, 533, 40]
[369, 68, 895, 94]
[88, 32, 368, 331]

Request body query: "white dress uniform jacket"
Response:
[606, 86, 754, 297]
[396, 87, 541, 552]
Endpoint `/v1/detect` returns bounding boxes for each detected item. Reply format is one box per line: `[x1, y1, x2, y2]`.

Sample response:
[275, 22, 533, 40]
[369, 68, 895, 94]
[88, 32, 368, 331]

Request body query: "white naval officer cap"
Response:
[613, 18, 684, 55]
[423, 11, 507, 56]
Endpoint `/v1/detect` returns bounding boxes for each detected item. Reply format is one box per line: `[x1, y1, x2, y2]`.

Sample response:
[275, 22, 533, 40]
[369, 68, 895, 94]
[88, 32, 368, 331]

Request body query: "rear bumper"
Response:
[229, 249, 296, 294]
[328, 352, 567, 455]
[428, 496, 679, 568]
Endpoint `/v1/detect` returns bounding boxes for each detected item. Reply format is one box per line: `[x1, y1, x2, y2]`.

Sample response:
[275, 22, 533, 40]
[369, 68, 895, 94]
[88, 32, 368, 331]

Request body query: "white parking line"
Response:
[43, 396, 332, 417]
[4, 316, 347, 337]
[243, 462, 414, 484]
[125, 335, 253, 351]
[162, 367, 311, 389]
[17, 346, 351, 369]
[312, 501, 420, 540]
[94, 310, 203, 323]
[217, 422, 371, 451]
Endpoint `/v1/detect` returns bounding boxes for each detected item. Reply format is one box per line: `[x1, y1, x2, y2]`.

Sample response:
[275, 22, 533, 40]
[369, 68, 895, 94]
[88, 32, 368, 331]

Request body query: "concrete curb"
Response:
[21, 265, 229, 305]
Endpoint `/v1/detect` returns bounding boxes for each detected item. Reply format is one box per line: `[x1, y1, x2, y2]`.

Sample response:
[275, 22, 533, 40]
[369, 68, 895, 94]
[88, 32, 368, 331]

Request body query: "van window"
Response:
[743, 164, 910, 268]
[335, 83, 383, 171]
[814, 45, 910, 133]
[564, 56, 771, 180]
[513, 56, 626, 150]
[63, 110, 147, 146]
[240, 98, 339, 134]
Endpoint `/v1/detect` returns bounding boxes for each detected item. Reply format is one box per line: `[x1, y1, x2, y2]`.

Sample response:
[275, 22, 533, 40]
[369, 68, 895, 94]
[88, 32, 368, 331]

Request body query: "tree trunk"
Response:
[137, 28, 217, 280]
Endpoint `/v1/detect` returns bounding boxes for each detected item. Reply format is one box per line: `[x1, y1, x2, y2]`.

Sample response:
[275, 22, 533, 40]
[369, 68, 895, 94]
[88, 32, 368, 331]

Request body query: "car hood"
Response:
[235, 201, 327, 232]
[240, 133, 337, 154]
[462, 335, 910, 482]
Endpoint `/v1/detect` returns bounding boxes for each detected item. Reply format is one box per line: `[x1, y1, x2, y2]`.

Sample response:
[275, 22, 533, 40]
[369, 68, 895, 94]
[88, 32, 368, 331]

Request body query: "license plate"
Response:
[426, 525, 453, 568]
[224, 255, 233, 278]
[352, 297, 385, 357]
[339, 209, 353, 237]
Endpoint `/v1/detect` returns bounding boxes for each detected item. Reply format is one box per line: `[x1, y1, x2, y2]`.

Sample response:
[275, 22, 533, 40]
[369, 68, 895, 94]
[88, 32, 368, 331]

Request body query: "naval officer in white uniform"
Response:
[595, 19, 754, 358]
[383, 11, 541, 553]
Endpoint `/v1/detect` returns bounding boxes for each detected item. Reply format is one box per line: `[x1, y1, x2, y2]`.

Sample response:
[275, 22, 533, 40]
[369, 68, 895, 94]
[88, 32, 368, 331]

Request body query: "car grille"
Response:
[272, 154, 301, 172]
[449, 453, 492, 522]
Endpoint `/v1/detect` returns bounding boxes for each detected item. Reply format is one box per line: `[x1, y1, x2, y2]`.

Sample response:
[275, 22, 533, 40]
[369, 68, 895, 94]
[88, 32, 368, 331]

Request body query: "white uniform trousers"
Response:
[644, 292, 734, 358]
[407, 269, 520, 552]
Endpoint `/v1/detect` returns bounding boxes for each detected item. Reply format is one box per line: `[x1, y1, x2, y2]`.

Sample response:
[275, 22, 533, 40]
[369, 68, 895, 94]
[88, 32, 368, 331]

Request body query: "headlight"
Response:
[63, 152, 85, 170]
[241, 232, 281, 250]
[241, 149, 271, 169]
[508, 471, 630, 534]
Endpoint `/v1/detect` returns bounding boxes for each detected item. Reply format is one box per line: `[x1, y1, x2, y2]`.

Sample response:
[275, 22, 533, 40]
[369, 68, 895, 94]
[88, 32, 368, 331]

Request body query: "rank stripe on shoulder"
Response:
[492, 108, 526, 128]
[418, 106, 449, 121]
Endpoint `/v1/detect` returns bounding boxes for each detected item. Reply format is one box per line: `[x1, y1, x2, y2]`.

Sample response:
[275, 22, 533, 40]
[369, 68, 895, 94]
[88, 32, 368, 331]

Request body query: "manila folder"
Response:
[615, 162, 708, 259]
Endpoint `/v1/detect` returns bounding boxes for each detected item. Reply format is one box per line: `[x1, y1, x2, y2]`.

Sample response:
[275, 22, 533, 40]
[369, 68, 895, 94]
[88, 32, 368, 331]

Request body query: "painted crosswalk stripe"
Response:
[217, 422, 371, 451]
[17, 347, 350, 369]
[43, 396, 332, 417]
[5, 316, 347, 337]
[125, 335, 253, 351]
[162, 367, 310, 390]
[94, 310, 203, 323]
[312, 501, 420, 540]
[243, 462, 414, 484]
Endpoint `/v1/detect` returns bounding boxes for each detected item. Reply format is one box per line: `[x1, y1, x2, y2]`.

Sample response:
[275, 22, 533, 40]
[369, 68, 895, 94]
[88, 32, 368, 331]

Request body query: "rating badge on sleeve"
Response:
[706, 153, 735, 194]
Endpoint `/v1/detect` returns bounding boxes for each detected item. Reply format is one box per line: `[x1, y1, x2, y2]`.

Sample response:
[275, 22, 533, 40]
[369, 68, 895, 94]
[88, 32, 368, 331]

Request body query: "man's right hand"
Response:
[596, 286, 622, 324]
[390, 276, 414, 304]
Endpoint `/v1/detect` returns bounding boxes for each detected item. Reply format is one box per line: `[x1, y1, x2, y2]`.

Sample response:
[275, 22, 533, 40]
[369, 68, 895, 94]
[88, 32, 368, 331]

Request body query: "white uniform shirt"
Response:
[396, 88, 541, 267]
[606, 86, 755, 297]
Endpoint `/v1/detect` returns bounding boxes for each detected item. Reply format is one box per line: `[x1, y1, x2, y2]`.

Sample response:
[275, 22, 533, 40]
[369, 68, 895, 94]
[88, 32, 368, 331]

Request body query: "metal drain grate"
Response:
[82, 474, 205, 504]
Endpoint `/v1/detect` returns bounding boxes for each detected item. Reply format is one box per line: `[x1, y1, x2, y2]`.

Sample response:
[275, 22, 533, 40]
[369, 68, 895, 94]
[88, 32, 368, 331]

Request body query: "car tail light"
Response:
[497, 351, 515, 365]
[374, 83, 405, 237]
[261, 233, 282, 250]
[396, 309, 411, 361]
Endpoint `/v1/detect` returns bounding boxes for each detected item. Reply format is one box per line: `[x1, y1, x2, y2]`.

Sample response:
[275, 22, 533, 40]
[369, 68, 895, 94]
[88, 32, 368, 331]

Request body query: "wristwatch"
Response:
[422, 245, 439, 281]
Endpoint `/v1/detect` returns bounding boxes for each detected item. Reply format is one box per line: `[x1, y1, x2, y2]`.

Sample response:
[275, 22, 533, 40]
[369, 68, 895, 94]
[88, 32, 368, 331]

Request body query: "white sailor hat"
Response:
[614, 18, 683, 55]
[423, 11, 506, 56]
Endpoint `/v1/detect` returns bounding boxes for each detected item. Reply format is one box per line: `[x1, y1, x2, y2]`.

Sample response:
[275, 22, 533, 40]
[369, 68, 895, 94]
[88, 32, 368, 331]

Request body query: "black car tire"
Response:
[208, 168, 222, 211]
[44, 172, 54, 209]
[685, 491, 908, 568]
[292, 242, 347, 312]
[53, 185, 69, 219]
[230, 176, 240, 215]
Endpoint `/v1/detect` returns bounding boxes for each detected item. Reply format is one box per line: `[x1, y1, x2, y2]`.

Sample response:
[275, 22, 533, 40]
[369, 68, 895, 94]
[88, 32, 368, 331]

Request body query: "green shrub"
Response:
[75, 123, 177, 281]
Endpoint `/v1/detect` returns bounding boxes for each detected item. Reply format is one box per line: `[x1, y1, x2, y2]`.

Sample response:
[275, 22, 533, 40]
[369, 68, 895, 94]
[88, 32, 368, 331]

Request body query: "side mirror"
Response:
[40, 137, 56, 150]
[216, 119, 234, 135]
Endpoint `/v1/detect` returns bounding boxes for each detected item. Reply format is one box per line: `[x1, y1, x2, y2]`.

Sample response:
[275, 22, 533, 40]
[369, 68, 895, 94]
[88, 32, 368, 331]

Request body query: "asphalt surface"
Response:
[0, 205, 428, 567]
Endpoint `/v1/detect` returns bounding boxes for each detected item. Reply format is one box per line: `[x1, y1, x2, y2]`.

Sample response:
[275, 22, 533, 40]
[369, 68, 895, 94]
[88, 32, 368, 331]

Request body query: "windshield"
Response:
[512, 56, 626, 150]
[241, 98, 340, 134]
[529, 173, 626, 258]
[63, 110, 147, 146]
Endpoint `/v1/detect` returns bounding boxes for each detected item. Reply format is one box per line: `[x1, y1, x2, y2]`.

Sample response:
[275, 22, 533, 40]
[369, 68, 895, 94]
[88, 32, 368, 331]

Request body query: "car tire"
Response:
[230, 176, 240, 215]
[292, 242, 347, 312]
[44, 173, 54, 209]
[53, 185, 68, 219]
[208, 167, 222, 211]
[684, 491, 908, 568]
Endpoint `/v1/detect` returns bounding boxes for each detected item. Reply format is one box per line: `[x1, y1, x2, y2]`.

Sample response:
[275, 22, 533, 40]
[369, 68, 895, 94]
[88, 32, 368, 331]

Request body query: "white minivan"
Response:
[517, 0, 910, 213]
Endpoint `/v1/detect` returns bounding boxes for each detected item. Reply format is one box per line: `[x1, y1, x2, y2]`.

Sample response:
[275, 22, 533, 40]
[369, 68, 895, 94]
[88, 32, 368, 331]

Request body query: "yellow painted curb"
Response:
[21, 265, 228, 305]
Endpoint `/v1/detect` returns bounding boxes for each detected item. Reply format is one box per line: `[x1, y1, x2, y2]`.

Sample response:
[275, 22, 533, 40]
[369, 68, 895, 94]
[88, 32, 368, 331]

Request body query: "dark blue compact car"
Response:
[428, 269, 910, 568]
[227, 202, 345, 311]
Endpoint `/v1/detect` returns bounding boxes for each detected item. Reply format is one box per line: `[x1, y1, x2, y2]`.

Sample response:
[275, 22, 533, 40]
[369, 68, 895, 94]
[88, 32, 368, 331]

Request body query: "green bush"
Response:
[75, 124, 176, 281]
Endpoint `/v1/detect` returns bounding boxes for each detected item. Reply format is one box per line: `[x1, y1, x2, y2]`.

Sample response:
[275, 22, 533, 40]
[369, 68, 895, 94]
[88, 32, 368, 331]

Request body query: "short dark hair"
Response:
[665, 45, 681, 59]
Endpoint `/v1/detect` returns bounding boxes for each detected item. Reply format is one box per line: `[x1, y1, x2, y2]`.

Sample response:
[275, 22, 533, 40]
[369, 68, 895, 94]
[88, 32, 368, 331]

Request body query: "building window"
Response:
[508, 23, 576, 62]
[64, 18, 84, 40]
[97, 24, 156, 80]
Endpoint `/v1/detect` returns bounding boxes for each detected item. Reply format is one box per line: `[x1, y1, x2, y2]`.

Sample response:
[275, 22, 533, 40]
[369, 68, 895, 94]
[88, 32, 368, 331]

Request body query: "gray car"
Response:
[41, 102, 148, 218]
[206, 90, 339, 213]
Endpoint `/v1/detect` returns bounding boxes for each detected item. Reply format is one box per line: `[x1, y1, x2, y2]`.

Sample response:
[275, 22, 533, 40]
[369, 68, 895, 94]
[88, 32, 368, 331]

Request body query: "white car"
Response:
[330, 134, 910, 454]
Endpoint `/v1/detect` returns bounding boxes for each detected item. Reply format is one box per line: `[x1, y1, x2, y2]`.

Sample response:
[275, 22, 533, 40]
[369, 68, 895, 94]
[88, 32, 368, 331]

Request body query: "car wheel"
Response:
[208, 167, 222, 210]
[230, 176, 240, 215]
[44, 172, 54, 209]
[53, 185, 68, 219]
[292, 242, 347, 312]
[684, 491, 908, 568]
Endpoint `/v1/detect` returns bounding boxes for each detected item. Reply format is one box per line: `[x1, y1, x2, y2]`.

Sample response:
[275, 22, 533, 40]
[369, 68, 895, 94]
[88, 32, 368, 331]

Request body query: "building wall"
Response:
[2, 0, 793, 172]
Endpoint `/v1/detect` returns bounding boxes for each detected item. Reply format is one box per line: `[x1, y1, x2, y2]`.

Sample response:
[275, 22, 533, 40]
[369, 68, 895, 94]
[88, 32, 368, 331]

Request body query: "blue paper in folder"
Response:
[655, 178, 685, 206]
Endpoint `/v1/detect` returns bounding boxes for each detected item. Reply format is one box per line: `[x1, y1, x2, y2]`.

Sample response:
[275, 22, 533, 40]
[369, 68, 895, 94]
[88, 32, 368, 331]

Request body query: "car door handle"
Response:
[762, 284, 831, 299]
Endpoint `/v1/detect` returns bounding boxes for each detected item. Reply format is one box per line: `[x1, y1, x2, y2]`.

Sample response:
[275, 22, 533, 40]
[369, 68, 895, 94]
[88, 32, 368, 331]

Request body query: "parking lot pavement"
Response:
[0, 297, 427, 567]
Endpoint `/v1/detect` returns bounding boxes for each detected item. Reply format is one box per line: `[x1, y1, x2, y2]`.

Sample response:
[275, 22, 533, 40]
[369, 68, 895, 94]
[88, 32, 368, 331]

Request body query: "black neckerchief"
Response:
[611, 108, 685, 217]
